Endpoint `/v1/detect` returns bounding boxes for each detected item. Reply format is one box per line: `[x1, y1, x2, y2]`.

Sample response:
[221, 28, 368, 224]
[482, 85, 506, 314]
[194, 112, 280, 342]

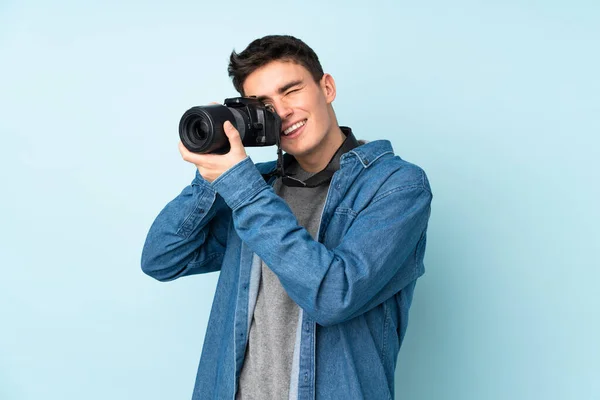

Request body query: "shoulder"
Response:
[346, 140, 432, 195]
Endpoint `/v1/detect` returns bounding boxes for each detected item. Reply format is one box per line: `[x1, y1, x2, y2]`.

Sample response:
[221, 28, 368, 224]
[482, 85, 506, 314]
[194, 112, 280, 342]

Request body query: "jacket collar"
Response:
[256, 127, 394, 177]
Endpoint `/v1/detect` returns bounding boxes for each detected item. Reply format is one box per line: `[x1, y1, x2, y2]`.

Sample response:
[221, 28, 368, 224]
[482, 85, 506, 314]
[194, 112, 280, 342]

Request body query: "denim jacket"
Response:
[141, 138, 433, 400]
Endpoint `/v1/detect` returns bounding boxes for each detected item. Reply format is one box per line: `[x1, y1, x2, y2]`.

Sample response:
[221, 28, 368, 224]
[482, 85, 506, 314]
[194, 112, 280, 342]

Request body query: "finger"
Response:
[193, 153, 218, 165]
[179, 141, 199, 163]
[223, 121, 244, 149]
[179, 140, 216, 165]
[178, 141, 190, 159]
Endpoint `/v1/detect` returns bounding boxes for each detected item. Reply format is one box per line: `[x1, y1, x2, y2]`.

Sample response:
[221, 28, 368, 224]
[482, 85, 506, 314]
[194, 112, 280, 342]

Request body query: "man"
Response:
[141, 35, 432, 400]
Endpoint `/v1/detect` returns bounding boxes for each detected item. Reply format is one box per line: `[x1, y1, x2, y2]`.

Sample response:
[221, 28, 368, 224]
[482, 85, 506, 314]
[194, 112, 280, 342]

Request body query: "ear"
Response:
[320, 73, 337, 104]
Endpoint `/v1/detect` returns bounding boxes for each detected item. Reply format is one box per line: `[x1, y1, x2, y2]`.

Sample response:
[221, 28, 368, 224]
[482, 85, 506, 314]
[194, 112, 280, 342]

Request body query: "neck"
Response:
[296, 126, 345, 172]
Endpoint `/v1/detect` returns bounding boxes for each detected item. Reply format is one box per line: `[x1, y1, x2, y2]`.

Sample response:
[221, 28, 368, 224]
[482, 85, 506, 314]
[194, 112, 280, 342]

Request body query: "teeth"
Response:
[283, 120, 306, 135]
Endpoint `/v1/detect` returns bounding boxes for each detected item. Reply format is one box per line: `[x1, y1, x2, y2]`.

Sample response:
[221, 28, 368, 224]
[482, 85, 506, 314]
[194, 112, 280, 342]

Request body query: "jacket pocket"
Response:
[322, 207, 357, 247]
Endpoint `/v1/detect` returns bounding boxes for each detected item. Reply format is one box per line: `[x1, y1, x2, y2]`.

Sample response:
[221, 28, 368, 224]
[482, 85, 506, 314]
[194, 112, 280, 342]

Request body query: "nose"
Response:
[272, 99, 293, 121]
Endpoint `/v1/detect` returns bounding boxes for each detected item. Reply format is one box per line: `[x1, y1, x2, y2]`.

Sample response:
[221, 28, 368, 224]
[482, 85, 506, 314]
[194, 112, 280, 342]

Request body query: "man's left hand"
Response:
[178, 120, 248, 183]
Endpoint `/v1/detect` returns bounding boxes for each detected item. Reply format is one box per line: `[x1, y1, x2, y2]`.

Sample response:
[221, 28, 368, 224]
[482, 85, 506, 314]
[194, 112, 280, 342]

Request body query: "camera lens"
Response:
[179, 105, 233, 154]
[192, 119, 209, 141]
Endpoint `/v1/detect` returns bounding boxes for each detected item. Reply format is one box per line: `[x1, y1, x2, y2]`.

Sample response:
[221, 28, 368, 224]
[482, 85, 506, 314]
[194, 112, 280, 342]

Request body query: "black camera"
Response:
[179, 97, 282, 154]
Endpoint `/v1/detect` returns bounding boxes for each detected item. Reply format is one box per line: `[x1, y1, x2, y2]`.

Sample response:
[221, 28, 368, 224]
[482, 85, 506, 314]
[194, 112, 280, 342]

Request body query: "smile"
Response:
[282, 119, 307, 136]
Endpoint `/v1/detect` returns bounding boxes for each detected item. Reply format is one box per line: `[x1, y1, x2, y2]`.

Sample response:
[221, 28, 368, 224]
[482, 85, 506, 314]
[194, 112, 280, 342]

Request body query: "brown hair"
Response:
[228, 35, 324, 96]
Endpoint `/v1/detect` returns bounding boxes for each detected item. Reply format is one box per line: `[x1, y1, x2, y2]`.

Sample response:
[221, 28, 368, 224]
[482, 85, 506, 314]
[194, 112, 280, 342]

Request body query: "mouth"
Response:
[281, 119, 307, 137]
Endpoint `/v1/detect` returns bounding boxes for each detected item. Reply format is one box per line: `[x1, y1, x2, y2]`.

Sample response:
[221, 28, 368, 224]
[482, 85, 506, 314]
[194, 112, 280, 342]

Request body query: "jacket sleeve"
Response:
[141, 170, 232, 282]
[212, 157, 432, 327]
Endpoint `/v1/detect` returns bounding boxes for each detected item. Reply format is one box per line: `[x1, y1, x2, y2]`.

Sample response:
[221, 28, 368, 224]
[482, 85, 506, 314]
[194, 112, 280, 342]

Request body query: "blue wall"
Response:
[1, 1, 598, 399]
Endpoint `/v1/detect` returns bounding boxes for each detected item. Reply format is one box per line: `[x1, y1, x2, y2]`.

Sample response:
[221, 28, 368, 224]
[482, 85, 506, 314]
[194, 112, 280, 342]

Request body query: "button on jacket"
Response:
[141, 138, 433, 400]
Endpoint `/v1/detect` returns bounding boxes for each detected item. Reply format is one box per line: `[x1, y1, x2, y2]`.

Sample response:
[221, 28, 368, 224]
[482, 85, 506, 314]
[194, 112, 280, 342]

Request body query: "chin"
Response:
[282, 143, 314, 158]
[281, 137, 319, 158]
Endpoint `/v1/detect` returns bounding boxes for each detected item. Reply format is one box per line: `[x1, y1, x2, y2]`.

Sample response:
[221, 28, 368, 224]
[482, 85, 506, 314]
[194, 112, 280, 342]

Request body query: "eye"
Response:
[263, 103, 275, 112]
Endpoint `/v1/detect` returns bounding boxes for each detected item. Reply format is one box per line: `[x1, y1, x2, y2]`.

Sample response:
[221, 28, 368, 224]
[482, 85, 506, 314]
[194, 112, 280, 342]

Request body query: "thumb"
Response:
[223, 120, 244, 149]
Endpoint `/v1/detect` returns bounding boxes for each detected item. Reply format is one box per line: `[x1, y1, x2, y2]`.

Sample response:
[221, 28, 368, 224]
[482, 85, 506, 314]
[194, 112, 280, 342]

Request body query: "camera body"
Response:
[179, 97, 282, 154]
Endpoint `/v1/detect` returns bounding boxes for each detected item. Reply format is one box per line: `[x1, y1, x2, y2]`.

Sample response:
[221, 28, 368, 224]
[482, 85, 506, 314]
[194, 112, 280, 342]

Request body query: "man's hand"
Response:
[178, 120, 248, 183]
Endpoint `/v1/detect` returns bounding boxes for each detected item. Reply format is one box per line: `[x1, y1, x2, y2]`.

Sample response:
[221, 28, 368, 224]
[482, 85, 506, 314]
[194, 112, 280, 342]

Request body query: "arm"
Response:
[141, 170, 232, 282]
[212, 157, 432, 327]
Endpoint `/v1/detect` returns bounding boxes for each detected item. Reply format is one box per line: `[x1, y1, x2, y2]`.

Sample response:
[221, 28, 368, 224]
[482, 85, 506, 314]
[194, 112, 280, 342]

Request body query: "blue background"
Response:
[1, 1, 598, 399]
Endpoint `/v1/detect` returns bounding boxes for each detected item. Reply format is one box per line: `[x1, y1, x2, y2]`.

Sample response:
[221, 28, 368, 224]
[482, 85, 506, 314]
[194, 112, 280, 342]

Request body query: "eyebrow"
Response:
[255, 79, 303, 102]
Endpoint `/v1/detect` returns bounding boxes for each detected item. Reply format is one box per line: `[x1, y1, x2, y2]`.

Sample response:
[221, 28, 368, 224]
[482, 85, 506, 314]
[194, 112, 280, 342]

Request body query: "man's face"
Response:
[242, 60, 336, 159]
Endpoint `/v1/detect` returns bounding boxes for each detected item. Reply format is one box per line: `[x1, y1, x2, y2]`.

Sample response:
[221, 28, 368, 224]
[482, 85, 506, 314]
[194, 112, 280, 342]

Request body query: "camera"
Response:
[179, 97, 282, 154]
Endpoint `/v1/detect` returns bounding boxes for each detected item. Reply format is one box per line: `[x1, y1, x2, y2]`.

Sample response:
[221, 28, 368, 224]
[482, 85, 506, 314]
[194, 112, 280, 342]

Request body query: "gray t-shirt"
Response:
[236, 162, 330, 400]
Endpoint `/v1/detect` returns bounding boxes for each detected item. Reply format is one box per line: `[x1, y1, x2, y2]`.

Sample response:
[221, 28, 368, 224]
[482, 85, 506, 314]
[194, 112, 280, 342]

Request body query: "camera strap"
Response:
[267, 126, 359, 188]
